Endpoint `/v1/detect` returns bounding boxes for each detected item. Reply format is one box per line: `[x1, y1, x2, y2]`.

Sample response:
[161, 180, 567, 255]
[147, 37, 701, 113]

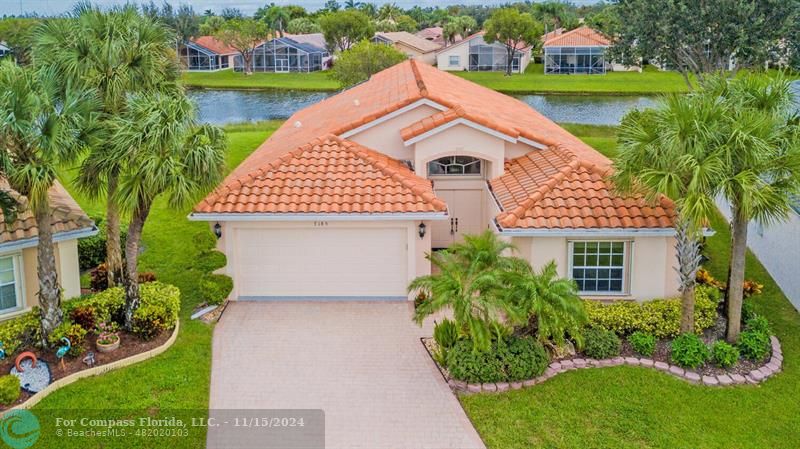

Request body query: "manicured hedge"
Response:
[583, 285, 719, 338]
[200, 274, 233, 306]
[446, 336, 549, 383]
[0, 311, 40, 355]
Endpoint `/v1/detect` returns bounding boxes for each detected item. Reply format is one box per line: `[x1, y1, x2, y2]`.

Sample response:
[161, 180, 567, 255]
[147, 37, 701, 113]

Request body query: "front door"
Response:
[431, 189, 484, 249]
[275, 58, 289, 73]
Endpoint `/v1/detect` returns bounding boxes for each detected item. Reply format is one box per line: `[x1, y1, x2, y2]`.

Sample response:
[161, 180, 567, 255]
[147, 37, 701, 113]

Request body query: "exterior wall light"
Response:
[418, 222, 426, 239]
[213, 222, 222, 239]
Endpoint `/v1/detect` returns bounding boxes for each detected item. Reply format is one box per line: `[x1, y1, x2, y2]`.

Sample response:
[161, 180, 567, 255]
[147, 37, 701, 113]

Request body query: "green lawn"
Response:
[460, 128, 800, 449]
[29, 121, 281, 448]
[181, 69, 341, 91]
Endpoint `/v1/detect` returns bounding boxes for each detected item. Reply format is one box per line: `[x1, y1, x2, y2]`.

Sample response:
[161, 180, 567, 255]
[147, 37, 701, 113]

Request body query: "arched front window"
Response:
[427, 156, 482, 176]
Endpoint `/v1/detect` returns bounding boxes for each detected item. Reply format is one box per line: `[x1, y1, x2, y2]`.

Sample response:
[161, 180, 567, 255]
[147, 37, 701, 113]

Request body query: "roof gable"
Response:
[543, 26, 610, 47]
[191, 36, 238, 55]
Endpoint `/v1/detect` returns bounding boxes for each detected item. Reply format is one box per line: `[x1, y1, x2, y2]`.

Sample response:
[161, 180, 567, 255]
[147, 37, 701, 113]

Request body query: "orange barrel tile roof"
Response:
[191, 36, 239, 55]
[543, 26, 611, 47]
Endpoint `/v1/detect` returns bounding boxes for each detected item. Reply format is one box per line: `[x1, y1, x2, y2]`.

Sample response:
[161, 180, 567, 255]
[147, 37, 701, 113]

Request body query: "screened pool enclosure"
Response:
[180, 42, 230, 71]
[467, 36, 524, 73]
[544, 47, 607, 74]
[239, 37, 329, 73]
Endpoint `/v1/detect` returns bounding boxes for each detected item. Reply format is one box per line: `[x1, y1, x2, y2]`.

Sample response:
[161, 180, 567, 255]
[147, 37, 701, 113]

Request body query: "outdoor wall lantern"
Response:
[213, 222, 222, 239]
[418, 222, 426, 239]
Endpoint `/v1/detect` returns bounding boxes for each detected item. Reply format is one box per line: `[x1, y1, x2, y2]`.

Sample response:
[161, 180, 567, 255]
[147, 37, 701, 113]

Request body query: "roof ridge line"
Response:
[409, 59, 428, 97]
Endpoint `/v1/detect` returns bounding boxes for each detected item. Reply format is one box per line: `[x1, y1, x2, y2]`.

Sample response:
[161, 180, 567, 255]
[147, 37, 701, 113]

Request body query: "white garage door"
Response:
[235, 227, 408, 300]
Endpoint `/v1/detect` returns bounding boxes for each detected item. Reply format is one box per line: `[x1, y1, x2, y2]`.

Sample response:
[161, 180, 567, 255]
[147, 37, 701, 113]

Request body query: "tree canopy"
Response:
[214, 19, 271, 75]
[483, 8, 542, 76]
[319, 10, 374, 52]
[329, 40, 406, 87]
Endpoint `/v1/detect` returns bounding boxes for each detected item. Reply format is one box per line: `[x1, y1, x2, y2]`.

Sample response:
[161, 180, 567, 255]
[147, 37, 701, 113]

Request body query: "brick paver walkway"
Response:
[208, 301, 485, 449]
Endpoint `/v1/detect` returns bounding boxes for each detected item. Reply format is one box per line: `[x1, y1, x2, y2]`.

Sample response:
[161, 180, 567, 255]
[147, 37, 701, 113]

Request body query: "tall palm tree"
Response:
[33, 4, 179, 288]
[262, 5, 291, 38]
[410, 231, 521, 352]
[0, 61, 99, 342]
[502, 261, 587, 349]
[358, 2, 377, 19]
[106, 92, 226, 330]
[377, 3, 402, 22]
[344, 0, 364, 10]
[612, 94, 724, 334]
[703, 74, 800, 342]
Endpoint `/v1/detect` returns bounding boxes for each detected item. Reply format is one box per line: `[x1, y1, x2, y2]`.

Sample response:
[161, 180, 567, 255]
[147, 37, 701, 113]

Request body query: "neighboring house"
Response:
[416, 27, 448, 47]
[543, 26, 641, 74]
[191, 61, 679, 302]
[236, 34, 330, 73]
[0, 182, 97, 320]
[717, 197, 800, 311]
[436, 33, 532, 73]
[179, 36, 238, 71]
[372, 31, 442, 65]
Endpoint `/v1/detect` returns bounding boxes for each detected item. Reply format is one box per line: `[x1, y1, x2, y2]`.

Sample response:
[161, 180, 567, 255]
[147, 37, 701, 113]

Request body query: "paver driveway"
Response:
[208, 301, 485, 449]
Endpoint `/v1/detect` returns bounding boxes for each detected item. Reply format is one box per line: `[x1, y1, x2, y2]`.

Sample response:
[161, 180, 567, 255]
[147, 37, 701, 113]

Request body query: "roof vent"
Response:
[353, 99, 360, 107]
[294, 121, 302, 128]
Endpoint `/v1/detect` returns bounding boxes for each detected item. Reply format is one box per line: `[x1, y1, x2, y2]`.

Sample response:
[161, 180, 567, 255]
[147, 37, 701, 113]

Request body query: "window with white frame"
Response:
[427, 156, 482, 176]
[449, 55, 460, 66]
[569, 241, 627, 294]
[0, 256, 20, 312]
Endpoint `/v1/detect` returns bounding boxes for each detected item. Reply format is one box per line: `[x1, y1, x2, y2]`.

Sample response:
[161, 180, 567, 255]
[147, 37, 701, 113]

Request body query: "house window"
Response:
[427, 156, 482, 176]
[449, 55, 460, 66]
[0, 256, 20, 312]
[569, 241, 627, 294]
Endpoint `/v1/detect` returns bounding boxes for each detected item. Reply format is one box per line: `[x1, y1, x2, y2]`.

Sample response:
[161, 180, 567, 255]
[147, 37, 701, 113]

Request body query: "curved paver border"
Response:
[447, 335, 783, 394]
[1, 321, 180, 414]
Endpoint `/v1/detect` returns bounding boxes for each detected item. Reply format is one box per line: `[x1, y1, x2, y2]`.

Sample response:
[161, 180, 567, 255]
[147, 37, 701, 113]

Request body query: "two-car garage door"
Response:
[235, 227, 408, 300]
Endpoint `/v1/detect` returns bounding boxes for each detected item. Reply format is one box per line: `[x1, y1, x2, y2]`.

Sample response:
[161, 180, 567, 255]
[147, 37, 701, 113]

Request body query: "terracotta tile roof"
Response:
[192, 36, 239, 55]
[0, 181, 95, 244]
[490, 147, 676, 230]
[543, 26, 610, 47]
[541, 28, 566, 42]
[416, 27, 454, 47]
[376, 31, 442, 53]
[399, 105, 519, 142]
[197, 135, 447, 215]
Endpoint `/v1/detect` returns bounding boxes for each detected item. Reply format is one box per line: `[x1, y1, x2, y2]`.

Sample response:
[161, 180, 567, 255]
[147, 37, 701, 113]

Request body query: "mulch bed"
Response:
[0, 330, 171, 411]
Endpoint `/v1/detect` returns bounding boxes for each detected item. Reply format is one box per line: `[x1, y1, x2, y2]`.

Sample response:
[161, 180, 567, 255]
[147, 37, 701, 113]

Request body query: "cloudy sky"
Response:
[2, 0, 601, 16]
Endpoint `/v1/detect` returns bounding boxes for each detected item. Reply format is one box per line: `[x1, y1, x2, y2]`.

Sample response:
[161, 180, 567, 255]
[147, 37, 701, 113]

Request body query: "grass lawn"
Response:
[29, 121, 281, 448]
[460, 127, 800, 449]
[181, 69, 341, 91]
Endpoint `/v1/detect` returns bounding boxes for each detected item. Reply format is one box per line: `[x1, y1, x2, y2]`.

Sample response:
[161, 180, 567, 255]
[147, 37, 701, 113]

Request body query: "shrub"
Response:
[696, 268, 725, 291]
[0, 375, 20, 405]
[138, 272, 157, 283]
[65, 287, 126, 325]
[497, 336, 549, 381]
[628, 331, 656, 357]
[583, 327, 621, 359]
[200, 274, 233, 306]
[78, 226, 127, 271]
[741, 299, 757, 323]
[745, 315, 771, 335]
[737, 330, 771, 362]
[584, 292, 717, 338]
[670, 333, 708, 369]
[0, 310, 40, 355]
[132, 282, 180, 339]
[446, 340, 506, 383]
[69, 305, 96, 331]
[742, 280, 763, 298]
[434, 319, 459, 350]
[48, 322, 88, 357]
[711, 341, 740, 368]
[196, 249, 227, 273]
[89, 263, 109, 292]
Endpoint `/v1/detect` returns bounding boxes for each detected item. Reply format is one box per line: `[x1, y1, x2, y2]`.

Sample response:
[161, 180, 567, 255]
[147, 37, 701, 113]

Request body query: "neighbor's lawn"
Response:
[181, 69, 341, 91]
[460, 128, 800, 449]
[30, 121, 281, 449]
[455, 64, 691, 95]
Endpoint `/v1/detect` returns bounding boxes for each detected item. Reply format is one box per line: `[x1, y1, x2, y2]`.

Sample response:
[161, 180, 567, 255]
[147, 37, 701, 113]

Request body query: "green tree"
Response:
[319, 10, 374, 52]
[483, 8, 542, 76]
[199, 15, 225, 36]
[174, 4, 200, 43]
[502, 261, 587, 349]
[584, 4, 620, 37]
[410, 231, 522, 352]
[215, 19, 271, 75]
[0, 61, 99, 343]
[377, 3, 402, 22]
[395, 15, 419, 33]
[329, 40, 405, 87]
[705, 75, 800, 342]
[34, 4, 179, 288]
[323, 1, 342, 13]
[258, 4, 291, 37]
[443, 15, 477, 45]
[106, 92, 226, 330]
[286, 17, 321, 34]
[0, 17, 40, 64]
[358, 2, 377, 19]
[344, 0, 363, 10]
[531, 1, 579, 33]
[612, 0, 799, 87]
[612, 95, 725, 334]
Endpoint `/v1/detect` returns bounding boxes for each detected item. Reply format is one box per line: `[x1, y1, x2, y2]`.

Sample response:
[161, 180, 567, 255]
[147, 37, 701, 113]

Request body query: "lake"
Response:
[189, 80, 799, 126]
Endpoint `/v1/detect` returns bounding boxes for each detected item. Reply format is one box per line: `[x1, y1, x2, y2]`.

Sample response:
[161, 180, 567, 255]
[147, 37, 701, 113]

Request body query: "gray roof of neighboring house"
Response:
[283, 33, 328, 53]
[375, 31, 442, 53]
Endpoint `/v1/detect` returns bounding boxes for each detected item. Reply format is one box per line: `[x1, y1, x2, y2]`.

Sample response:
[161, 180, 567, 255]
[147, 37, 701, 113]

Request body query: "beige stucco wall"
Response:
[214, 219, 435, 301]
[2, 238, 82, 319]
[394, 42, 437, 65]
[346, 103, 441, 160]
[511, 235, 680, 301]
[436, 44, 469, 71]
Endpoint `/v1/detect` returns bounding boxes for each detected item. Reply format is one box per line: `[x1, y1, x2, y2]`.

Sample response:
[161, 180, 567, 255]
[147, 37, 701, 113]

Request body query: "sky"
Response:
[2, 0, 602, 16]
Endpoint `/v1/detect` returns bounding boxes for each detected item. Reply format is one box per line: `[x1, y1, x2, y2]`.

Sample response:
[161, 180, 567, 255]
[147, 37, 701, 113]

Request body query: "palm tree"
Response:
[612, 94, 724, 334]
[262, 5, 291, 38]
[410, 231, 521, 352]
[344, 0, 363, 10]
[703, 74, 800, 342]
[358, 2, 377, 18]
[33, 4, 179, 288]
[0, 61, 99, 343]
[502, 261, 587, 349]
[106, 92, 226, 330]
[377, 3, 402, 22]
